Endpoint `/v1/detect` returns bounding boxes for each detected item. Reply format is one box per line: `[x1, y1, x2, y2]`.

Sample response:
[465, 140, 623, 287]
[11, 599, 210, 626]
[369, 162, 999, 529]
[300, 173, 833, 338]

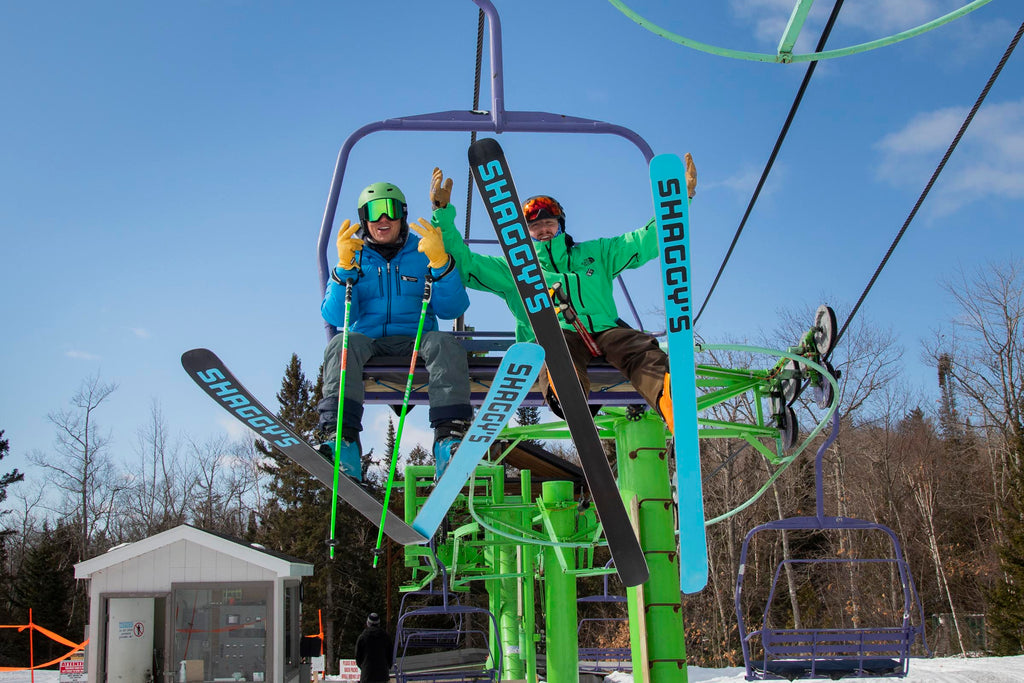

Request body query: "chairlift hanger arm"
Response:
[318, 0, 655, 338]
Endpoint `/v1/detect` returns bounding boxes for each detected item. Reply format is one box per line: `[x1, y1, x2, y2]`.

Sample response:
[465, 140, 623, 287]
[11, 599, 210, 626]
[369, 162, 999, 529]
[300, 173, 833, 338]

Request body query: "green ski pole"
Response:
[373, 277, 432, 566]
[328, 278, 354, 559]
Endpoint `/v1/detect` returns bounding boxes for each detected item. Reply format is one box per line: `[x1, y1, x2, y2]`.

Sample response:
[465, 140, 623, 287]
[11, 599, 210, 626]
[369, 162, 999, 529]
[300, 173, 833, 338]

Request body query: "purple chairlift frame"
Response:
[577, 560, 631, 673]
[393, 562, 503, 683]
[316, 0, 652, 345]
[734, 412, 928, 680]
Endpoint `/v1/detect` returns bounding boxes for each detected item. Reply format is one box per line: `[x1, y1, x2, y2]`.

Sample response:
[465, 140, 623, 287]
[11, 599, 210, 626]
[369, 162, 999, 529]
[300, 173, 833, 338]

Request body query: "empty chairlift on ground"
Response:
[735, 413, 929, 680]
[393, 564, 503, 683]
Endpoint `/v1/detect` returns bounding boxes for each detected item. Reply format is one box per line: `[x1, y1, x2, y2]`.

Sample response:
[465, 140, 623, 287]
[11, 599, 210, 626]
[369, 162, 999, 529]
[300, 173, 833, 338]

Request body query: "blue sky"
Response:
[1, 1, 1021, 489]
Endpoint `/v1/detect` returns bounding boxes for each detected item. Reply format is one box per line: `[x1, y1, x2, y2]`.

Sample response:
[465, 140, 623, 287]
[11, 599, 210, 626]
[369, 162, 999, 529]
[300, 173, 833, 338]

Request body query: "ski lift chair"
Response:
[396, 584, 467, 651]
[735, 413, 928, 680]
[315, 0, 656, 410]
[394, 563, 503, 683]
[577, 561, 632, 673]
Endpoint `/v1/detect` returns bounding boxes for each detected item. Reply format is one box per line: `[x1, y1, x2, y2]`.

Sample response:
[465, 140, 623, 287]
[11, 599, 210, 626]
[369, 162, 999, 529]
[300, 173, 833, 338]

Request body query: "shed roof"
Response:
[74, 524, 314, 579]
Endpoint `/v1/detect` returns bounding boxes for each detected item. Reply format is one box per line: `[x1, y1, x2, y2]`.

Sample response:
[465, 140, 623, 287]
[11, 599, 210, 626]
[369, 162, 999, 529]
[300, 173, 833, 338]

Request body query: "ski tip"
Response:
[181, 348, 216, 366]
[468, 136, 501, 159]
[649, 152, 685, 173]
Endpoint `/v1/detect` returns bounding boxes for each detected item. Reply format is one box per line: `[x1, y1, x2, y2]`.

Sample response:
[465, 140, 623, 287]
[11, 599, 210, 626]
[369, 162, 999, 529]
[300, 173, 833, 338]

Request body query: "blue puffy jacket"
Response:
[321, 232, 469, 338]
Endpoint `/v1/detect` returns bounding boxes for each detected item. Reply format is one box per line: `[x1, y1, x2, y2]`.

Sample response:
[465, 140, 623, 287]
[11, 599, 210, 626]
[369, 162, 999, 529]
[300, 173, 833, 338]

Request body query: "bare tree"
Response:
[28, 374, 122, 560]
[186, 434, 264, 536]
[926, 261, 1024, 442]
[116, 400, 191, 539]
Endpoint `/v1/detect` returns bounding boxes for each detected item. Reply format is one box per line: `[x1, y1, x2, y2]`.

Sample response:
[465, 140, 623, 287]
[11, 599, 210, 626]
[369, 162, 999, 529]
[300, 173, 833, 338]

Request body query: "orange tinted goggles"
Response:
[523, 196, 562, 222]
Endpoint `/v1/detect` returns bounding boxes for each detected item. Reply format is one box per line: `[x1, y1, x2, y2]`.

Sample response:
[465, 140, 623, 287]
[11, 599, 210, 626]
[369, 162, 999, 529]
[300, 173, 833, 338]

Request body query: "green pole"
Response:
[494, 473, 525, 680]
[520, 471, 539, 683]
[616, 413, 687, 683]
[542, 481, 579, 683]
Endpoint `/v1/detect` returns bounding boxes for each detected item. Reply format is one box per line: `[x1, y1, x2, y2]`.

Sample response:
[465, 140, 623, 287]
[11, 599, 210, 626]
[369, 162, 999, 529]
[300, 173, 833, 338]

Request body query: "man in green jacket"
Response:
[430, 158, 696, 432]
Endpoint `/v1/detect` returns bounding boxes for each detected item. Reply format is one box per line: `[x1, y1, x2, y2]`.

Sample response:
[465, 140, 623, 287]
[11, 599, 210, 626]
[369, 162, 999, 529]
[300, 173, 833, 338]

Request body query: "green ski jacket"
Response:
[434, 205, 658, 342]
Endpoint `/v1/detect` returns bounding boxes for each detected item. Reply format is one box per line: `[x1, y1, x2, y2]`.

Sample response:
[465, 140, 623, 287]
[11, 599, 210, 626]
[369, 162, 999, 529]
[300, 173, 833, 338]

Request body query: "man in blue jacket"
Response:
[318, 181, 471, 482]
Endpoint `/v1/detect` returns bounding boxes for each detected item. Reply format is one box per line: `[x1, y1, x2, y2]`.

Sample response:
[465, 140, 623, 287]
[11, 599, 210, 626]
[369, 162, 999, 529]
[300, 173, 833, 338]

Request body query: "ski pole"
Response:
[373, 276, 432, 566]
[328, 277, 354, 558]
[550, 282, 601, 357]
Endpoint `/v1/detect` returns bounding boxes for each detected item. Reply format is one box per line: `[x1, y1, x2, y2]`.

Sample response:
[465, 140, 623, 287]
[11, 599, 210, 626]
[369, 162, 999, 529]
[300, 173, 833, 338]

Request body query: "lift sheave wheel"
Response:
[813, 305, 838, 357]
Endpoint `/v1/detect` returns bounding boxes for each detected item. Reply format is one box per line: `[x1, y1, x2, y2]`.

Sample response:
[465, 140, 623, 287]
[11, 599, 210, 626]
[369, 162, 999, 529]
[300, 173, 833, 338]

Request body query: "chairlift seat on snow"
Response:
[393, 568, 502, 683]
[735, 413, 927, 680]
[577, 563, 632, 673]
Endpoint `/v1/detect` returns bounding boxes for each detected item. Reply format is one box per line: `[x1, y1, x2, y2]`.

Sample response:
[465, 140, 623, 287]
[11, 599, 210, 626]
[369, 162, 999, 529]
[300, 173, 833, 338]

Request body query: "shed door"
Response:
[105, 597, 155, 681]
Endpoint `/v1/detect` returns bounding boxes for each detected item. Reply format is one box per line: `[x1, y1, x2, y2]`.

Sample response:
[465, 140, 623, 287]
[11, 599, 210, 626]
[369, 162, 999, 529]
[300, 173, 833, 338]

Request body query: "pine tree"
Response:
[407, 444, 431, 468]
[8, 522, 83, 665]
[988, 434, 1024, 654]
[515, 406, 541, 446]
[254, 356, 386, 668]
[0, 430, 25, 537]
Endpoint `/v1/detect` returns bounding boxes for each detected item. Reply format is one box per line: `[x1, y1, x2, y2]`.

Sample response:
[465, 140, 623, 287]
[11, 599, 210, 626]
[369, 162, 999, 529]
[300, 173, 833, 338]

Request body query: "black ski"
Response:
[467, 137, 649, 587]
[181, 348, 427, 546]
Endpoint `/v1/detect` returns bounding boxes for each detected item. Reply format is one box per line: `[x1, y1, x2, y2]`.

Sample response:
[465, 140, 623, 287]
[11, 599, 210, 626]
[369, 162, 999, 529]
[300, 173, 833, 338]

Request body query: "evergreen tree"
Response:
[254, 356, 386, 669]
[515, 406, 541, 446]
[7, 522, 84, 665]
[407, 444, 430, 468]
[988, 434, 1024, 654]
[0, 430, 25, 538]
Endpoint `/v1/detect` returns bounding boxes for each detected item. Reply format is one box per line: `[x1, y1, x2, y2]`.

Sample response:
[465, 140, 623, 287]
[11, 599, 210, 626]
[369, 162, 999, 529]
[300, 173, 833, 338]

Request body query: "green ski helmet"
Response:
[357, 182, 408, 231]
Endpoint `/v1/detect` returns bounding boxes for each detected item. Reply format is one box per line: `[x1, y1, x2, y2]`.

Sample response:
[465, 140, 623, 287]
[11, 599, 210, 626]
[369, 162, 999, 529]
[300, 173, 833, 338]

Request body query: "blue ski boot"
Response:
[432, 419, 469, 482]
[318, 433, 364, 482]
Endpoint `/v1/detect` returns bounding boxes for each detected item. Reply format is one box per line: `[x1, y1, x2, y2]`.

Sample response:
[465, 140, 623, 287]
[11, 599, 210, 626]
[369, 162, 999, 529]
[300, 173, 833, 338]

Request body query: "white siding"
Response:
[86, 539, 278, 594]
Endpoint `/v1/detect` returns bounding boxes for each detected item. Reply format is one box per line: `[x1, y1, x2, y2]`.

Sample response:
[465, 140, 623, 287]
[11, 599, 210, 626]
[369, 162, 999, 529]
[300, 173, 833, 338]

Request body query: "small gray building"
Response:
[74, 524, 314, 683]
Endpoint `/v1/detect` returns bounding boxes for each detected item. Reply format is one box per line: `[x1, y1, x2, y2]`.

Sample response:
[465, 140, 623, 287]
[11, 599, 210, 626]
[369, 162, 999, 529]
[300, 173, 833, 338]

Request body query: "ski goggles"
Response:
[361, 197, 405, 222]
[522, 196, 563, 222]
[524, 196, 565, 223]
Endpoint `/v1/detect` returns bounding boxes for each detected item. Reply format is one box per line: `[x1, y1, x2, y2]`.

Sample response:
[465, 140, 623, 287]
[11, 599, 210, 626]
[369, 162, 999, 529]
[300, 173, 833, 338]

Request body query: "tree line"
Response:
[1, 260, 1022, 668]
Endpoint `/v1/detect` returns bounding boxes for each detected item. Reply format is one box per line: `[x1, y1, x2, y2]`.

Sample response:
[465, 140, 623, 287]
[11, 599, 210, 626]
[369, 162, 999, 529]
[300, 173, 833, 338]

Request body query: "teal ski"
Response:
[649, 153, 707, 593]
[412, 342, 544, 538]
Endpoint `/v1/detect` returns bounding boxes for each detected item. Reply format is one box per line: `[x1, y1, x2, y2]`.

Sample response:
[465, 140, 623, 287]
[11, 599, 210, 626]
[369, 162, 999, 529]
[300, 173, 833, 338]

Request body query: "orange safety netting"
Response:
[0, 618, 89, 671]
[302, 608, 325, 656]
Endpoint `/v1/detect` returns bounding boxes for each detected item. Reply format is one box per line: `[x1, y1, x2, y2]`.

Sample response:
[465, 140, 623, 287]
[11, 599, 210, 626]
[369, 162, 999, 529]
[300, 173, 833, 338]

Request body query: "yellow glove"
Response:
[410, 217, 450, 269]
[685, 152, 697, 199]
[430, 167, 454, 209]
[335, 219, 364, 271]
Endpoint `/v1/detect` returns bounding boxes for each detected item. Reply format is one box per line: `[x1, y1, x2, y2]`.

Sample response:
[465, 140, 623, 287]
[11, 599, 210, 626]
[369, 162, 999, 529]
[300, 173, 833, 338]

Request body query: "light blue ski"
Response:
[649, 153, 707, 593]
[412, 342, 545, 538]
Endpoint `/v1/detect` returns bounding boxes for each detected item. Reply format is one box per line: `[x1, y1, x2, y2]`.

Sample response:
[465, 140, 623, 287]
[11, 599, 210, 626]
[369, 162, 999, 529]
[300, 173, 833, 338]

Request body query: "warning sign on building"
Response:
[60, 655, 86, 683]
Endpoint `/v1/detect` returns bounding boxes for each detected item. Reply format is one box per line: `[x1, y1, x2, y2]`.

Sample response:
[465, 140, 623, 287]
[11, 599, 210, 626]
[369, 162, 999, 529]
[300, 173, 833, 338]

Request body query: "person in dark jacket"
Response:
[355, 612, 393, 683]
[318, 179, 472, 481]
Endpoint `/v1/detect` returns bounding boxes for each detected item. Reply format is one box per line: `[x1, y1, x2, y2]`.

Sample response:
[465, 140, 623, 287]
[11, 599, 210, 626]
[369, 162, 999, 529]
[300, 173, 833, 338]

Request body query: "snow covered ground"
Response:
[1, 656, 1023, 683]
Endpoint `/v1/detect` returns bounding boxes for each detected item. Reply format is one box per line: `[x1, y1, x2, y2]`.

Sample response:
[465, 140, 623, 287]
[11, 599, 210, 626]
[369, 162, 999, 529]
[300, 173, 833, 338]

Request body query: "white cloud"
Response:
[217, 416, 248, 440]
[875, 99, 1024, 215]
[131, 327, 151, 339]
[66, 350, 100, 361]
[708, 163, 786, 199]
[841, 0, 960, 33]
[730, 0, 978, 52]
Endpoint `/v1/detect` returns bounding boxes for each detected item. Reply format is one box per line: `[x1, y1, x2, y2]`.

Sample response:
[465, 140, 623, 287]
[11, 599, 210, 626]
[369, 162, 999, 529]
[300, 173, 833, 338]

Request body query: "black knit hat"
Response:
[367, 612, 380, 627]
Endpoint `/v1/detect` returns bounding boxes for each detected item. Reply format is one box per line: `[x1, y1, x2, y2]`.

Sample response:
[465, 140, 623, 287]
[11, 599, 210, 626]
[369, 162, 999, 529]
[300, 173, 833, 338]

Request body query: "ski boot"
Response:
[432, 419, 470, 481]
[318, 433, 364, 482]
